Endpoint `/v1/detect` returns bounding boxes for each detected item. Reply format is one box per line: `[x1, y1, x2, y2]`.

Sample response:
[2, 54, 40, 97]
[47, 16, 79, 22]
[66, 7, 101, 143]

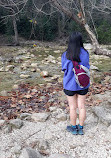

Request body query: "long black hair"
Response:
[66, 32, 85, 62]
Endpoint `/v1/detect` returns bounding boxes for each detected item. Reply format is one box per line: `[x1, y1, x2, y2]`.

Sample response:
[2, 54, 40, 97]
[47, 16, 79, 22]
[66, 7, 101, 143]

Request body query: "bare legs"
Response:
[77, 95, 86, 126]
[66, 94, 78, 126]
[66, 94, 86, 126]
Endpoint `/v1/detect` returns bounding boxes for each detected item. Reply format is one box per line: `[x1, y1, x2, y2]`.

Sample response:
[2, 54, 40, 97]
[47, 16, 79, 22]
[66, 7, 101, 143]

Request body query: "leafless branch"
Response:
[0, 0, 29, 18]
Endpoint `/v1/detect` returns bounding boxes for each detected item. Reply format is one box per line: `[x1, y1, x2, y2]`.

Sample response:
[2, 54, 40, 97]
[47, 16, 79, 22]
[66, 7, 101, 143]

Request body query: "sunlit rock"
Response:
[20, 74, 31, 78]
[40, 71, 49, 77]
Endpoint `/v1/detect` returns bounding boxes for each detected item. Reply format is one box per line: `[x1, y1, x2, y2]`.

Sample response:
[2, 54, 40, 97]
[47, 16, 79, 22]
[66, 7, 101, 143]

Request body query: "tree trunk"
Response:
[84, 23, 111, 57]
[58, 14, 62, 37]
[12, 15, 19, 46]
[84, 24, 100, 52]
[58, 12, 65, 38]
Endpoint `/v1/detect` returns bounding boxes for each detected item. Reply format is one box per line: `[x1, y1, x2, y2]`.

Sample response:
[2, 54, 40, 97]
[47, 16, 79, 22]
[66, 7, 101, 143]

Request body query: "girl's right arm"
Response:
[61, 53, 67, 72]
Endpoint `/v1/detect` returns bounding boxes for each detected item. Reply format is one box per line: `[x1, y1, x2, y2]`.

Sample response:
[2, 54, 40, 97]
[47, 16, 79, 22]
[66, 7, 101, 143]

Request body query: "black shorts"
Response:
[63, 88, 89, 96]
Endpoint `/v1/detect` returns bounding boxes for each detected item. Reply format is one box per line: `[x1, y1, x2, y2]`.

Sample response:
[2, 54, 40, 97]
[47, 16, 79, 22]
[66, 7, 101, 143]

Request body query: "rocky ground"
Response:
[0, 91, 111, 158]
[0, 43, 111, 158]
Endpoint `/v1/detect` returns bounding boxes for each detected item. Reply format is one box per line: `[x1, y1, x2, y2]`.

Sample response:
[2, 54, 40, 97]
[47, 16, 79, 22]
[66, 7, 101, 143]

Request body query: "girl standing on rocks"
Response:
[61, 32, 90, 135]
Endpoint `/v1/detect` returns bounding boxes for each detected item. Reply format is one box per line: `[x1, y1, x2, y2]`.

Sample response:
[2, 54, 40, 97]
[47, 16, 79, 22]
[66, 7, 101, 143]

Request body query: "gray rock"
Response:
[0, 90, 8, 96]
[51, 60, 56, 64]
[104, 76, 111, 83]
[47, 55, 55, 60]
[0, 67, 4, 71]
[90, 65, 99, 70]
[20, 113, 31, 120]
[27, 52, 31, 55]
[58, 61, 61, 65]
[94, 91, 111, 104]
[0, 120, 6, 126]
[57, 56, 61, 61]
[5, 65, 15, 71]
[32, 89, 38, 93]
[31, 112, 50, 122]
[56, 113, 67, 121]
[84, 110, 98, 125]
[4, 124, 12, 133]
[49, 153, 74, 158]
[20, 63, 31, 69]
[19, 147, 43, 158]
[22, 55, 31, 59]
[13, 84, 19, 89]
[38, 140, 50, 151]
[49, 106, 57, 112]
[40, 96, 46, 100]
[7, 57, 14, 62]
[31, 68, 36, 72]
[107, 125, 111, 132]
[51, 75, 60, 80]
[17, 49, 27, 55]
[40, 71, 49, 77]
[48, 98, 55, 103]
[36, 68, 41, 72]
[30, 54, 35, 58]
[58, 77, 63, 83]
[92, 103, 111, 126]
[31, 63, 38, 67]
[24, 60, 32, 64]
[9, 119, 23, 129]
[51, 108, 64, 118]
[11, 142, 22, 155]
[54, 50, 61, 53]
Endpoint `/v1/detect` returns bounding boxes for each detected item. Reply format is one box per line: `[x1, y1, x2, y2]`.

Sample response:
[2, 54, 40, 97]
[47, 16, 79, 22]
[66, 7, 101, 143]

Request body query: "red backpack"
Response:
[72, 60, 90, 88]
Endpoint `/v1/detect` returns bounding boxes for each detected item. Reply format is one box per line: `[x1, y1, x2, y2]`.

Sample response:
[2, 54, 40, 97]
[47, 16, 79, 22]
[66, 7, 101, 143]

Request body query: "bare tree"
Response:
[32, 0, 111, 56]
[0, 0, 28, 45]
[49, 0, 111, 56]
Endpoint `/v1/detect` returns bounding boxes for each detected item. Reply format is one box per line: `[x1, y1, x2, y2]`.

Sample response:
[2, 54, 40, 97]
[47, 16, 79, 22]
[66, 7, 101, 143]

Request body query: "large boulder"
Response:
[9, 119, 23, 129]
[31, 112, 50, 122]
[56, 113, 67, 121]
[92, 102, 111, 126]
[84, 110, 98, 125]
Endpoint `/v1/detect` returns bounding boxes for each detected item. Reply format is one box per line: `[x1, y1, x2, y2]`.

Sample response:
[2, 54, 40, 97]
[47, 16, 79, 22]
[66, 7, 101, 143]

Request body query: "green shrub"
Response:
[97, 20, 111, 44]
[34, 15, 58, 41]
[17, 17, 31, 39]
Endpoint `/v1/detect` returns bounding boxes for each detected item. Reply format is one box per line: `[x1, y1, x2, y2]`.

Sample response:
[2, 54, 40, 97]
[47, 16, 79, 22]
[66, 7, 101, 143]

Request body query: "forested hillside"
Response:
[0, 0, 111, 45]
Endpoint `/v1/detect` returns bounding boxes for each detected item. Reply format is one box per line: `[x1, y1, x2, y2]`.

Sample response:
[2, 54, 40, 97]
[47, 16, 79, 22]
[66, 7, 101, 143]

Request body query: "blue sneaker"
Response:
[66, 125, 78, 135]
[77, 124, 84, 135]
